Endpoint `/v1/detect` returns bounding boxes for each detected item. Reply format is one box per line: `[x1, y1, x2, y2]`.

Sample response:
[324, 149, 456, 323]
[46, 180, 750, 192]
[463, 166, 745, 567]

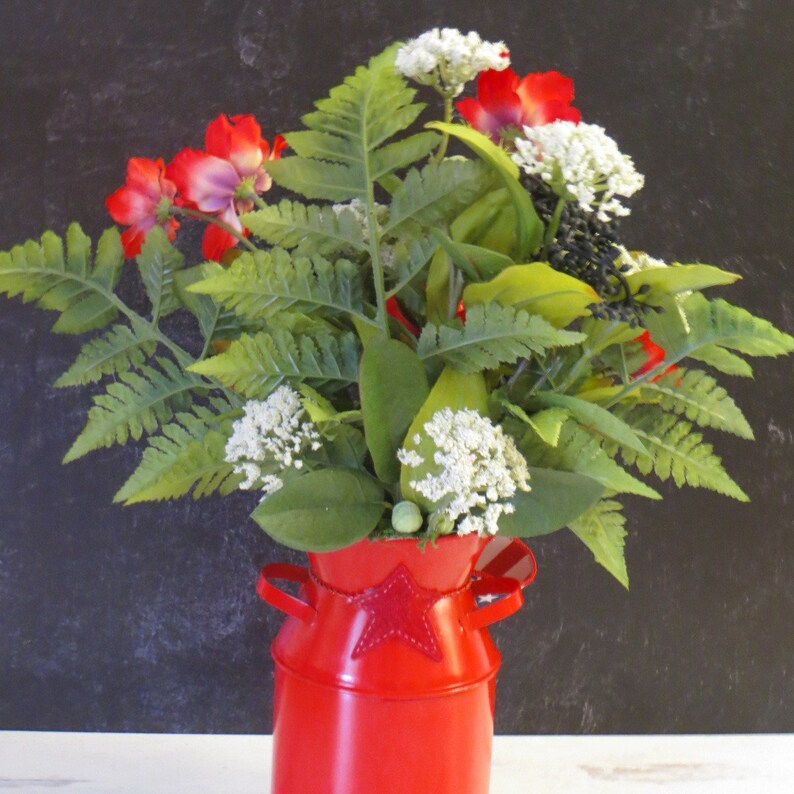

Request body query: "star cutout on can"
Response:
[350, 563, 444, 662]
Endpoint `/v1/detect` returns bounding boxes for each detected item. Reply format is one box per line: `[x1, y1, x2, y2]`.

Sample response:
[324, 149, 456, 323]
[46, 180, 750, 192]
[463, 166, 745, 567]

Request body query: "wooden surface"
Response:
[0, 732, 792, 793]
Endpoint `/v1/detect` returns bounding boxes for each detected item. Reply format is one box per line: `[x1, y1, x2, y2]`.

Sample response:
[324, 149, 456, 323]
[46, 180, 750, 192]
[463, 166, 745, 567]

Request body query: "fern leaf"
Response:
[265, 44, 435, 202]
[241, 200, 367, 256]
[639, 368, 753, 439]
[64, 358, 207, 462]
[188, 328, 360, 398]
[521, 420, 661, 499]
[686, 344, 753, 377]
[114, 404, 242, 504]
[612, 404, 749, 501]
[417, 303, 585, 373]
[644, 292, 794, 366]
[0, 224, 123, 334]
[385, 159, 493, 234]
[54, 323, 158, 387]
[384, 233, 438, 297]
[188, 248, 370, 325]
[136, 227, 184, 319]
[569, 500, 629, 588]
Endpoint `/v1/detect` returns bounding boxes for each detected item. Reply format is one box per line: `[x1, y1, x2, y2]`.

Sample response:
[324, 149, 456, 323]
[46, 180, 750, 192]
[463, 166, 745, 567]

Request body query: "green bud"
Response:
[428, 510, 455, 536]
[391, 501, 423, 534]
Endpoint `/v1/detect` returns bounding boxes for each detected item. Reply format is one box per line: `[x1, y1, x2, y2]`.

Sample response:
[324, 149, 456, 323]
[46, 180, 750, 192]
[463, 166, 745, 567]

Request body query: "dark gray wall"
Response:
[1, 0, 792, 734]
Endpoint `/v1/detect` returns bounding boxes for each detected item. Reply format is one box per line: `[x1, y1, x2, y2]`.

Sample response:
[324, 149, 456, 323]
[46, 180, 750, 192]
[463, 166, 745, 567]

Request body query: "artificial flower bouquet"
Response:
[2, 27, 792, 589]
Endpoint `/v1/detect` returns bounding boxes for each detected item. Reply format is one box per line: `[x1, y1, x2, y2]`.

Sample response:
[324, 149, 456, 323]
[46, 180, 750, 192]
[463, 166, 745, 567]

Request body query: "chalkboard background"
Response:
[1, 0, 792, 734]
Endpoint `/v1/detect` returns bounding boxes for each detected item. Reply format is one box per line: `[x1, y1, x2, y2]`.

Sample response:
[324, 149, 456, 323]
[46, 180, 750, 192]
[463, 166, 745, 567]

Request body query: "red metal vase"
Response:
[257, 534, 536, 794]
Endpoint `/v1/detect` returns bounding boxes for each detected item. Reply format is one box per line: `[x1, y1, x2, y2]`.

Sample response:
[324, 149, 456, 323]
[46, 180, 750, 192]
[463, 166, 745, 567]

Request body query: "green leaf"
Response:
[463, 263, 600, 328]
[498, 400, 569, 447]
[400, 367, 489, 508]
[0, 224, 122, 334]
[638, 368, 753, 439]
[611, 404, 749, 501]
[54, 323, 158, 387]
[644, 292, 794, 365]
[265, 44, 430, 203]
[136, 227, 184, 320]
[188, 327, 360, 398]
[429, 228, 514, 281]
[625, 263, 740, 299]
[426, 122, 543, 258]
[385, 158, 494, 234]
[321, 424, 369, 470]
[384, 232, 438, 298]
[532, 393, 649, 455]
[114, 403, 242, 504]
[497, 466, 605, 538]
[520, 420, 661, 500]
[360, 337, 429, 483]
[686, 344, 753, 378]
[569, 500, 629, 589]
[188, 248, 370, 325]
[64, 358, 206, 462]
[251, 468, 385, 552]
[241, 200, 367, 256]
[417, 302, 585, 373]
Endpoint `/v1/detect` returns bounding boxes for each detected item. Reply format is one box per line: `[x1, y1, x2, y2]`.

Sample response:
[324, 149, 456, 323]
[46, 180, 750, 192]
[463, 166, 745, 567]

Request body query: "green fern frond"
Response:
[188, 327, 360, 398]
[113, 402, 242, 504]
[569, 500, 629, 588]
[384, 233, 438, 297]
[63, 357, 207, 462]
[241, 200, 367, 256]
[521, 420, 661, 500]
[384, 159, 493, 234]
[265, 44, 438, 202]
[54, 323, 158, 387]
[639, 368, 753, 439]
[644, 292, 794, 365]
[0, 224, 124, 334]
[188, 248, 371, 326]
[417, 303, 585, 373]
[136, 227, 185, 320]
[612, 404, 749, 501]
[686, 344, 753, 378]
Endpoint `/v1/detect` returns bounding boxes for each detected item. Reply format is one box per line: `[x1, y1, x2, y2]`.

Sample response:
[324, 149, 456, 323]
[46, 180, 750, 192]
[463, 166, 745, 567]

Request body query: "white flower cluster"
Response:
[616, 246, 667, 273]
[398, 408, 531, 536]
[395, 28, 509, 96]
[513, 121, 645, 221]
[224, 386, 321, 495]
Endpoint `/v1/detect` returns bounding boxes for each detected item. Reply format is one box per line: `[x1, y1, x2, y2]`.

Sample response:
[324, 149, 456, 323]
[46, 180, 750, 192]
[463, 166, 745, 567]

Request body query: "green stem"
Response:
[172, 207, 257, 252]
[431, 95, 454, 163]
[544, 195, 567, 248]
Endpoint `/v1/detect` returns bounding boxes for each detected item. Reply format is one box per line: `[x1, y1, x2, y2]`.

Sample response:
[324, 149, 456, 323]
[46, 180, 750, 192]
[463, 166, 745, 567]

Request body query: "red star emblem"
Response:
[350, 564, 444, 662]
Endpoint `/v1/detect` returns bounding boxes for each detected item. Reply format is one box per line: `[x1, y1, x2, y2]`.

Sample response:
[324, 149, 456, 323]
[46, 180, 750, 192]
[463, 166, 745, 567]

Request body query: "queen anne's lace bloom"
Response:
[513, 121, 644, 221]
[395, 28, 510, 97]
[397, 408, 531, 536]
[224, 386, 321, 495]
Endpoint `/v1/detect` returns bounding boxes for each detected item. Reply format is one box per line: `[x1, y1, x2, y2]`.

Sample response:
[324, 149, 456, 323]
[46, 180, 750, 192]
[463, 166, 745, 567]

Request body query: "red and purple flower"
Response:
[105, 157, 179, 258]
[456, 67, 581, 141]
[632, 330, 679, 382]
[167, 114, 286, 261]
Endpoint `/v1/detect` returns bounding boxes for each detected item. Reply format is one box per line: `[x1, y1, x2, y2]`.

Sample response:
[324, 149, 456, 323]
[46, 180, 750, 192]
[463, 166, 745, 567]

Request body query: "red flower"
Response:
[632, 330, 679, 382]
[167, 114, 286, 261]
[456, 67, 581, 141]
[386, 296, 420, 337]
[105, 157, 179, 258]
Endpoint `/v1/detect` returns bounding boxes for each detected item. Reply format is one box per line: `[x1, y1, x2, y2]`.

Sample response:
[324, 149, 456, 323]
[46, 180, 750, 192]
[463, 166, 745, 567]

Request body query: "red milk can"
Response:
[257, 534, 536, 794]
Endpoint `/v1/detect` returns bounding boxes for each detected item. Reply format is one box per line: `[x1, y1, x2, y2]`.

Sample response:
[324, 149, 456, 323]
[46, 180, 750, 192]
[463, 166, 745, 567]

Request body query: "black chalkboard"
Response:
[1, 0, 792, 734]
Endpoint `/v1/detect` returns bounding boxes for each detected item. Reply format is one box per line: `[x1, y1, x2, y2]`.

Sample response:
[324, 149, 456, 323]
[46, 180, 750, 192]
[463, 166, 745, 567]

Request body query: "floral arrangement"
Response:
[2, 27, 792, 588]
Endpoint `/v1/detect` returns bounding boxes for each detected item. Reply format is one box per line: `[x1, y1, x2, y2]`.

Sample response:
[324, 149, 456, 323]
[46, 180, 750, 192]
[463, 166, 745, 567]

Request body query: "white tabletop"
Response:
[0, 732, 791, 793]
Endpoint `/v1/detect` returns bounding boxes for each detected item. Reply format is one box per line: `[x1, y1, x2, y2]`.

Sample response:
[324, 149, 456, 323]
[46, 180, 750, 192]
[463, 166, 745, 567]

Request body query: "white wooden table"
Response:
[0, 732, 791, 792]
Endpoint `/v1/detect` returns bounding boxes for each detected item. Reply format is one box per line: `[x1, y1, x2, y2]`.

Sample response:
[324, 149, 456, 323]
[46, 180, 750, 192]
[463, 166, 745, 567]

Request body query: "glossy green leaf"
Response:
[251, 469, 385, 552]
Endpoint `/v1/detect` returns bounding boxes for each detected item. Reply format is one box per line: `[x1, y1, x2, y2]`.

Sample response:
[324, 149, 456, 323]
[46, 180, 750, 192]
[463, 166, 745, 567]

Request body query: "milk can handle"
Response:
[464, 576, 524, 630]
[256, 563, 316, 624]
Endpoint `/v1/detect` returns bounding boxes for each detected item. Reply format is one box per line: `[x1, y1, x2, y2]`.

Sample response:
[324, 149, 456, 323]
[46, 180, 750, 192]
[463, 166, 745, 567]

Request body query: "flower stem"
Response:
[431, 95, 454, 163]
[172, 207, 257, 252]
[544, 195, 567, 248]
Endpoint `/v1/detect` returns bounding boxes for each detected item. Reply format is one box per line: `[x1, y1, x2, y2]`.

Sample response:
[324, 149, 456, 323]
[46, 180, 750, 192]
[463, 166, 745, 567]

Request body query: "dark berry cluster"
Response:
[523, 176, 651, 327]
